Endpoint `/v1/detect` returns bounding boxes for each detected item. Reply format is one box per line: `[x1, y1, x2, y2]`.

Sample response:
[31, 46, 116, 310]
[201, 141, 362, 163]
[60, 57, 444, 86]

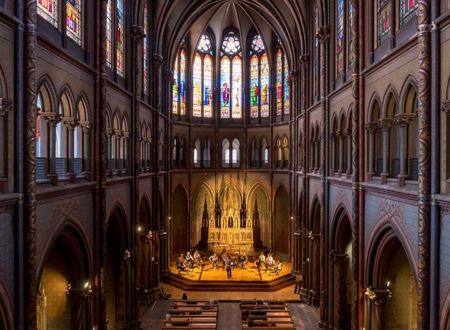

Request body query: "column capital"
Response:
[130, 25, 146, 41]
[152, 54, 164, 66]
[42, 112, 62, 125]
[378, 118, 393, 129]
[441, 100, 450, 113]
[364, 287, 392, 306]
[365, 122, 378, 133]
[299, 54, 310, 66]
[317, 25, 330, 44]
[79, 120, 91, 130]
[394, 113, 415, 126]
[61, 116, 78, 128]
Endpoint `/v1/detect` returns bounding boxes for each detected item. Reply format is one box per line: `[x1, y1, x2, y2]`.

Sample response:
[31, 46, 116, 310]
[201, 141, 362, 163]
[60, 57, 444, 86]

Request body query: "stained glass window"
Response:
[193, 54, 202, 117]
[116, 0, 125, 77]
[314, 3, 320, 98]
[260, 54, 269, 118]
[172, 48, 187, 116]
[250, 55, 259, 118]
[143, 2, 149, 95]
[336, 0, 345, 77]
[348, 1, 354, 66]
[106, 0, 112, 68]
[400, 0, 418, 26]
[172, 55, 179, 114]
[38, 0, 58, 27]
[276, 49, 283, 116]
[66, 0, 82, 45]
[284, 58, 290, 115]
[179, 50, 186, 115]
[249, 34, 269, 119]
[276, 47, 290, 116]
[220, 57, 231, 118]
[203, 55, 213, 118]
[221, 31, 242, 119]
[377, 0, 392, 45]
[192, 34, 214, 118]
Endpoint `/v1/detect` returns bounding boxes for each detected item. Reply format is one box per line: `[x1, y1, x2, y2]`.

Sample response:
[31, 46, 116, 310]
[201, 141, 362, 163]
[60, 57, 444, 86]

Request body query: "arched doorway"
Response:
[172, 186, 188, 256]
[366, 229, 417, 330]
[105, 208, 128, 329]
[330, 208, 353, 330]
[273, 186, 289, 260]
[37, 226, 91, 330]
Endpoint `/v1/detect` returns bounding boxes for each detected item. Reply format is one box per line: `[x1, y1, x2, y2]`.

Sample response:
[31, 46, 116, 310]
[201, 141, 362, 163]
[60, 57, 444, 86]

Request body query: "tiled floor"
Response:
[140, 284, 320, 329]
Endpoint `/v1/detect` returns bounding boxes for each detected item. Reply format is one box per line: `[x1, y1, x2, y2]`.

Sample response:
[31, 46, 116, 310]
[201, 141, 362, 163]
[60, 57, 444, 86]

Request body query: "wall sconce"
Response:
[137, 226, 143, 233]
[65, 281, 93, 298]
[290, 216, 295, 222]
[328, 251, 349, 263]
[123, 249, 132, 262]
[302, 258, 310, 264]
[364, 285, 392, 305]
[308, 231, 320, 240]
[146, 230, 153, 241]
[159, 230, 167, 238]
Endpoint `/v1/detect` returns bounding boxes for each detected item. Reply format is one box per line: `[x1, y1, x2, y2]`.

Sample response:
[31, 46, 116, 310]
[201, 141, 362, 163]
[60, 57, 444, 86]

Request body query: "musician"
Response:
[239, 255, 248, 269]
[176, 254, 186, 272]
[193, 250, 201, 262]
[266, 253, 275, 268]
[274, 260, 283, 275]
[185, 251, 195, 268]
[224, 255, 232, 279]
[209, 253, 219, 269]
[256, 252, 266, 269]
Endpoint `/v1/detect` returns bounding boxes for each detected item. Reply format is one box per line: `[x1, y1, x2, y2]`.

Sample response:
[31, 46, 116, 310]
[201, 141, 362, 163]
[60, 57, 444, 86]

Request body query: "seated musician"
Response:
[209, 253, 219, 269]
[256, 252, 266, 269]
[239, 255, 248, 269]
[193, 250, 202, 266]
[266, 253, 275, 268]
[176, 254, 187, 272]
[185, 251, 195, 268]
[273, 260, 283, 275]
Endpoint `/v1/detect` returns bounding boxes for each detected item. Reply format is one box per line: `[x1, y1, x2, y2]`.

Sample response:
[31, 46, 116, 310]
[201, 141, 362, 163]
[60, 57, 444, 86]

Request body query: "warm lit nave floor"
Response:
[140, 283, 319, 330]
[168, 260, 293, 281]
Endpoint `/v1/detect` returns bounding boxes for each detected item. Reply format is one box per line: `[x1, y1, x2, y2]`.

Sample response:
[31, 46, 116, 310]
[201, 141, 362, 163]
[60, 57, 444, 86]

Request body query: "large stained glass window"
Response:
[220, 31, 242, 119]
[336, 0, 344, 77]
[249, 34, 269, 119]
[192, 34, 214, 118]
[172, 47, 187, 116]
[116, 0, 125, 77]
[66, 0, 82, 45]
[284, 57, 290, 115]
[377, 0, 392, 45]
[106, 0, 112, 68]
[276, 49, 283, 116]
[348, 1, 354, 66]
[314, 3, 320, 98]
[38, 0, 58, 27]
[400, 0, 418, 26]
[143, 1, 149, 95]
[172, 55, 179, 115]
[276, 47, 290, 116]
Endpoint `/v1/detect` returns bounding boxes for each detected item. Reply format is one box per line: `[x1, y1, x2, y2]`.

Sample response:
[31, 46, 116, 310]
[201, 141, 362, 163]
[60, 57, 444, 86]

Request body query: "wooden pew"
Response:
[164, 300, 218, 330]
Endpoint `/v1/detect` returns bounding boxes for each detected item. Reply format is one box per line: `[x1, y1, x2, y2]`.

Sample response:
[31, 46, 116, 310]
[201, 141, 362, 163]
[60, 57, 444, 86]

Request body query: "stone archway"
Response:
[105, 207, 129, 330]
[37, 226, 91, 330]
[172, 185, 188, 256]
[273, 186, 289, 260]
[330, 207, 353, 330]
[366, 229, 417, 330]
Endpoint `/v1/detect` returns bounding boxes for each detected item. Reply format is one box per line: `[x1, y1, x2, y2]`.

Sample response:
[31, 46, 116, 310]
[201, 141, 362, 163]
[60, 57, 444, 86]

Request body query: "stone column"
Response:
[417, 0, 432, 328]
[80, 123, 91, 179]
[339, 132, 345, 175]
[396, 114, 413, 186]
[46, 113, 62, 185]
[379, 119, 392, 184]
[0, 99, 11, 180]
[330, 252, 349, 329]
[122, 131, 129, 175]
[346, 128, 352, 177]
[64, 117, 77, 182]
[106, 128, 114, 176]
[366, 123, 377, 180]
[114, 130, 122, 174]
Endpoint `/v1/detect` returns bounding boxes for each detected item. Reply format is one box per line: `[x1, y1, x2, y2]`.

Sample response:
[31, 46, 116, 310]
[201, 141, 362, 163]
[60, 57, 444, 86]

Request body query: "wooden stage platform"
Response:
[162, 260, 296, 292]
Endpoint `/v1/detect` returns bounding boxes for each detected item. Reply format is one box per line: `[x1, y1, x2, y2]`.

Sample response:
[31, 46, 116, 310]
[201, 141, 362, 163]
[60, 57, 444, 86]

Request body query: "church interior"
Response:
[1, 0, 450, 329]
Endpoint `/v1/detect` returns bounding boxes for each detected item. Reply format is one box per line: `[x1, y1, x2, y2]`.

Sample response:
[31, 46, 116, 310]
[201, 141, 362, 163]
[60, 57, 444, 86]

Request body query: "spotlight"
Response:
[65, 281, 93, 298]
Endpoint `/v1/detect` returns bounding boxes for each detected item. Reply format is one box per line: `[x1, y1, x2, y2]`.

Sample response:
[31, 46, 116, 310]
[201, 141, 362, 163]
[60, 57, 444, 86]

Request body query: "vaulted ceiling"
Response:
[153, 0, 308, 70]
